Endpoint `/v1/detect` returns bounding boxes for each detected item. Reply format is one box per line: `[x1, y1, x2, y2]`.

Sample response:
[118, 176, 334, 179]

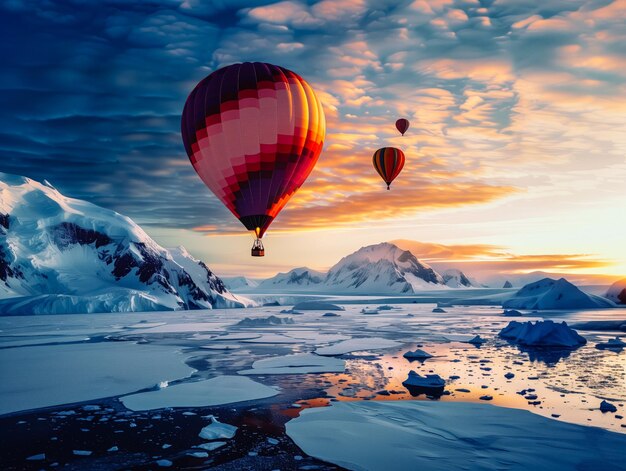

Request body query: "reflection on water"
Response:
[290, 337, 626, 433]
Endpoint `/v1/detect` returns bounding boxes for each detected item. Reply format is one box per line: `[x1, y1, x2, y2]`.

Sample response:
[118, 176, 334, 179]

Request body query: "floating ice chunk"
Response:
[499, 320, 586, 348]
[188, 451, 209, 458]
[239, 353, 345, 375]
[73, 450, 92, 456]
[361, 307, 379, 314]
[468, 335, 486, 345]
[286, 401, 626, 471]
[156, 459, 173, 467]
[235, 316, 294, 327]
[322, 312, 340, 317]
[503, 309, 523, 317]
[403, 349, 433, 360]
[596, 337, 626, 350]
[432, 307, 446, 313]
[121, 376, 279, 411]
[107, 446, 118, 452]
[315, 338, 400, 356]
[402, 371, 445, 389]
[199, 416, 237, 440]
[197, 441, 227, 451]
[293, 301, 345, 311]
[600, 400, 617, 413]
[26, 454, 45, 461]
[503, 278, 614, 310]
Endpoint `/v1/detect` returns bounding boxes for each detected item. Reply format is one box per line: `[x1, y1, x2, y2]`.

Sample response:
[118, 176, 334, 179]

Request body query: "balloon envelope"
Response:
[372, 147, 405, 190]
[395, 118, 410, 135]
[181, 62, 326, 238]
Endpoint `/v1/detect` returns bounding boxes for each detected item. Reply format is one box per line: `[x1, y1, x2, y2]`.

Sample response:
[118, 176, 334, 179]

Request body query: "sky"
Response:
[0, 0, 624, 282]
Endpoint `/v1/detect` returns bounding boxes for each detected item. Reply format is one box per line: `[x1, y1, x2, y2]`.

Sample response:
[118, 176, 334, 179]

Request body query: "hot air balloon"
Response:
[395, 118, 410, 136]
[181, 62, 326, 257]
[373, 147, 405, 190]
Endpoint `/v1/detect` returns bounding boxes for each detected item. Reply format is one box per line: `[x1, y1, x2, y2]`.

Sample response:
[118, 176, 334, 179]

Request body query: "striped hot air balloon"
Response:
[181, 62, 326, 256]
[372, 147, 405, 190]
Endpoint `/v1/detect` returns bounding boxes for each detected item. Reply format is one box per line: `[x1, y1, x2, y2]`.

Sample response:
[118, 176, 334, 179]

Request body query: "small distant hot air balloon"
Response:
[395, 118, 410, 136]
[181, 62, 326, 256]
[373, 147, 405, 190]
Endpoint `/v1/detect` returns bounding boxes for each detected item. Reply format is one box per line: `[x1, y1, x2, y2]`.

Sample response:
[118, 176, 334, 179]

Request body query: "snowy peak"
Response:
[503, 278, 615, 310]
[606, 279, 626, 305]
[259, 267, 325, 289]
[442, 269, 477, 288]
[325, 242, 445, 293]
[222, 276, 260, 291]
[0, 173, 244, 314]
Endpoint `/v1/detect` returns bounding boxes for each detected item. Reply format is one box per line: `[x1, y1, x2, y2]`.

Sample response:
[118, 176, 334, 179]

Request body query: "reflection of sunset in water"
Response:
[282, 339, 625, 433]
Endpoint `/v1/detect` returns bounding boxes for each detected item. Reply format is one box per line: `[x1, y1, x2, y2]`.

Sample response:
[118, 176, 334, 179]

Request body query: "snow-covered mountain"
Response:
[222, 276, 260, 291]
[441, 269, 479, 288]
[258, 267, 325, 290]
[324, 243, 446, 293]
[503, 278, 615, 310]
[0, 173, 246, 314]
[606, 279, 626, 304]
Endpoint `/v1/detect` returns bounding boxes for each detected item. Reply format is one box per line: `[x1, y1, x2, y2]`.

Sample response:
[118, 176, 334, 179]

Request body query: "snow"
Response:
[0, 173, 244, 314]
[503, 278, 615, 310]
[324, 243, 446, 294]
[222, 276, 260, 290]
[120, 375, 279, 411]
[606, 278, 626, 304]
[402, 371, 445, 389]
[198, 416, 237, 440]
[315, 337, 401, 356]
[258, 267, 325, 290]
[292, 301, 344, 311]
[499, 320, 587, 348]
[238, 353, 345, 375]
[442, 269, 478, 288]
[0, 342, 194, 414]
[403, 349, 433, 360]
[286, 401, 626, 471]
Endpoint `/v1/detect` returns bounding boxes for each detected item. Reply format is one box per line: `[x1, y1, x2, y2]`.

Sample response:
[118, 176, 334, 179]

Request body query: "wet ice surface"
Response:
[1, 302, 625, 469]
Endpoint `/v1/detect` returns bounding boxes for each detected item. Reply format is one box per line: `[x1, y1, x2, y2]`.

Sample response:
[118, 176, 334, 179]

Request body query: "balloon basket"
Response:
[251, 238, 265, 257]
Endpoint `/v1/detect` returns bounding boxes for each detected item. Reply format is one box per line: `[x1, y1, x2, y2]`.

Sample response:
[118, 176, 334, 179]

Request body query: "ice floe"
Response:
[238, 353, 345, 375]
[120, 375, 279, 411]
[235, 316, 294, 327]
[0, 343, 194, 414]
[315, 337, 401, 356]
[292, 301, 345, 311]
[285, 401, 626, 471]
[402, 349, 433, 360]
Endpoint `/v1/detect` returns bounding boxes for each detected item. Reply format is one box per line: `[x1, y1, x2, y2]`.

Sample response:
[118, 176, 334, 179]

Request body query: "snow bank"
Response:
[0, 343, 194, 414]
[499, 320, 586, 348]
[238, 353, 345, 375]
[503, 278, 615, 310]
[315, 337, 400, 356]
[285, 401, 626, 471]
[120, 375, 279, 411]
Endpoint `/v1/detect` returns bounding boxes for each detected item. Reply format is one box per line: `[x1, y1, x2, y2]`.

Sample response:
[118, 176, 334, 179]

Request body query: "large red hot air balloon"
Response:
[181, 62, 326, 256]
[373, 147, 405, 190]
[395, 118, 410, 135]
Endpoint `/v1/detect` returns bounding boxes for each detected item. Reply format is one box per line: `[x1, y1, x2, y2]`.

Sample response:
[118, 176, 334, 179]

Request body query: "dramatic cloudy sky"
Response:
[1, 0, 624, 281]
